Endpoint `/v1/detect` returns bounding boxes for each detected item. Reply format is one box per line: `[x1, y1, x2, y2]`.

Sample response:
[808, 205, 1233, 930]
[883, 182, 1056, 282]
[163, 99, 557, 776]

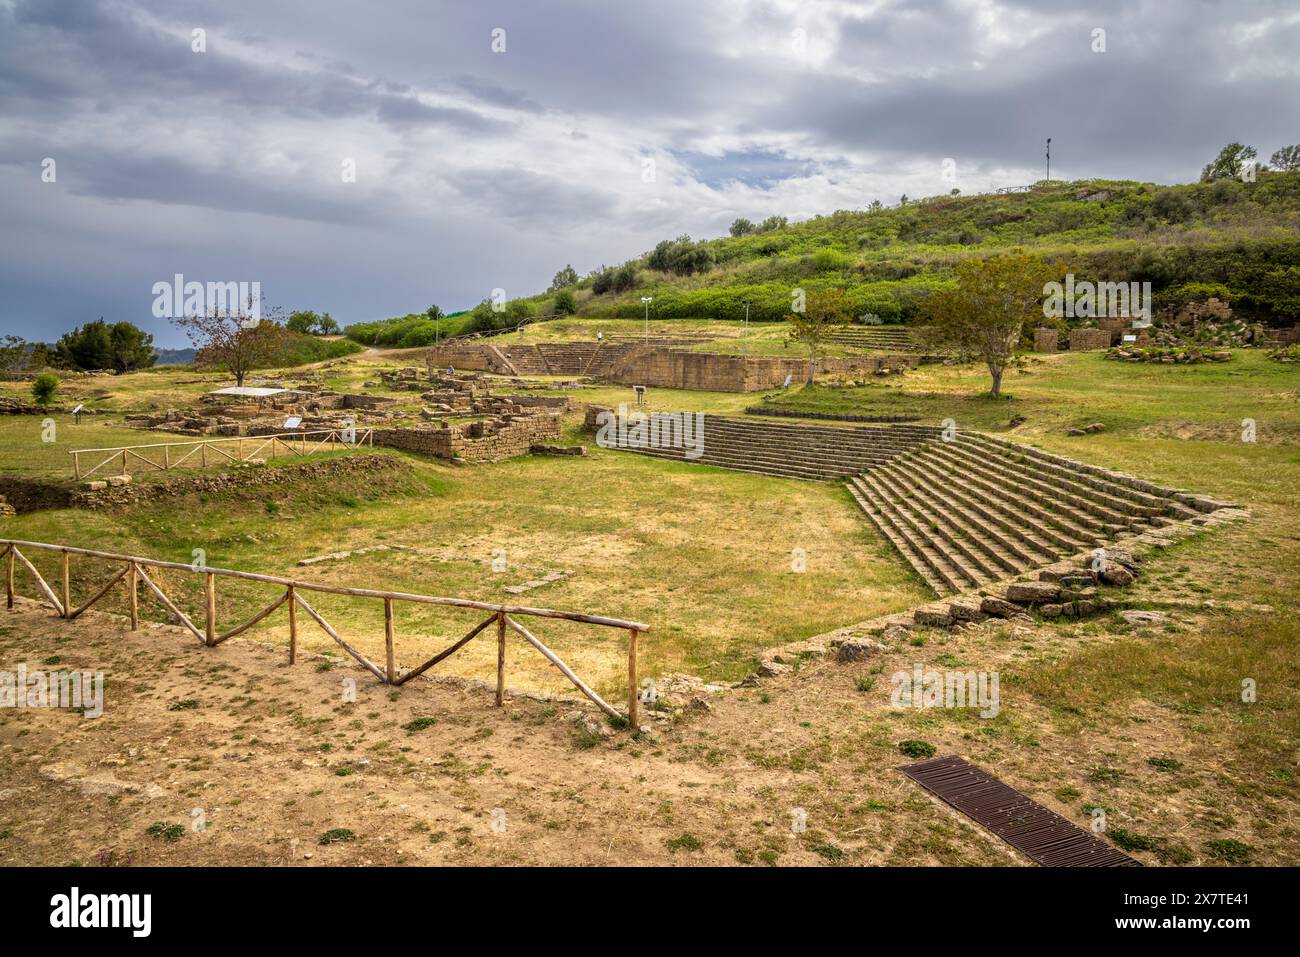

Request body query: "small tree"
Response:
[729, 218, 755, 237]
[316, 312, 340, 335]
[31, 372, 59, 409]
[548, 265, 579, 292]
[921, 253, 1058, 398]
[1200, 142, 1257, 182]
[1270, 145, 1300, 172]
[1, 335, 30, 374]
[425, 304, 445, 322]
[286, 310, 320, 334]
[787, 289, 852, 384]
[172, 306, 288, 387]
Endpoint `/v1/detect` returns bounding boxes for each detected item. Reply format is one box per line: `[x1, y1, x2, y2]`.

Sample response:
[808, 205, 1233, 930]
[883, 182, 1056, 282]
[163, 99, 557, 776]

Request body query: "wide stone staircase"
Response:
[847, 431, 1203, 595]
[603, 413, 940, 480]
[536, 343, 600, 375]
[826, 326, 922, 351]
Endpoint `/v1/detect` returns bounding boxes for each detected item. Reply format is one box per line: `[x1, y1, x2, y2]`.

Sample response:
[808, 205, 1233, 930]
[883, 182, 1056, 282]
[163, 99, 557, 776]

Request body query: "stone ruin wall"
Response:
[372, 410, 562, 462]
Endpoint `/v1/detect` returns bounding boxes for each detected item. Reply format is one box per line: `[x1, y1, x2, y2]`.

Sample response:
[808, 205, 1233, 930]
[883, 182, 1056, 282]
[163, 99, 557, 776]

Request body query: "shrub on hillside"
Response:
[554, 289, 577, 315]
[31, 372, 59, 408]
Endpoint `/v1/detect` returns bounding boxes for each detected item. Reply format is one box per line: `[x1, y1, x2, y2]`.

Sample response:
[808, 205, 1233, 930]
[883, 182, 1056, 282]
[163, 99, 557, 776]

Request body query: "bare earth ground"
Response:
[2, 553, 1294, 866]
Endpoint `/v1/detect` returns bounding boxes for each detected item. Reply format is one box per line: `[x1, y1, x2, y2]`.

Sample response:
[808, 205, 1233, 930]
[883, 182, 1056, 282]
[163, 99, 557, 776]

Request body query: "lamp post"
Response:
[743, 301, 750, 357]
[640, 296, 653, 343]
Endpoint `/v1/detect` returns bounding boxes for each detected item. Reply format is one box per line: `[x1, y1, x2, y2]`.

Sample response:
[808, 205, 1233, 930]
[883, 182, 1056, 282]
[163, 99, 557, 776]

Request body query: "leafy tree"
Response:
[172, 306, 288, 386]
[548, 264, 579, 292]
[31, 372, 59, 408]
[1269, 145, 1300, 172]
[1200, 142, 1257, 182]
[866, 200, 884, 213]
[286, 310, 319, 334]
[554, 289, 577, 315]
[758, 215, 788, 231]
[316, 312, 340, 335]
[787, 289, 853, 383]
[425, 304, 445, 322]
[54, 319, 156, 373]
[1, 335, 31, 373]
[729, 218, 755, 237]
[921, 253, 1058, 398]
[591, 263, 639, 294]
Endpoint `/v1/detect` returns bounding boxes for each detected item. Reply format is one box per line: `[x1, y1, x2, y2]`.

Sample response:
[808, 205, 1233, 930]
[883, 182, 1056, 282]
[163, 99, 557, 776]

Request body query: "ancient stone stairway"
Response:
[607, 413, 939, 480]
[825, 326, 921, 351]
[848, 431, 1202, 596]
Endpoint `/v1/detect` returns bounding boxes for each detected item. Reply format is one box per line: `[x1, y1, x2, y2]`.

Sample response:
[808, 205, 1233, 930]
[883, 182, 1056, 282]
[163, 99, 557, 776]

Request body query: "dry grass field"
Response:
[1, 345, 1298, 866]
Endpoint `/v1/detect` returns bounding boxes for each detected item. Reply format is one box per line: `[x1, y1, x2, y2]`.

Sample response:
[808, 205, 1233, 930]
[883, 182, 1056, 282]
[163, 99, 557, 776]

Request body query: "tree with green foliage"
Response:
[548, 265, 579, 292]
[758, 215, 788, 231]
[554, 289, 577, 315]
[286, 310, 319, 334]
[425, 304, 445, 322]
[1270, 145, 1300, 172]
[921, 253, 1058, 398]
[31, 372, 59, 408]
[1, 335, 31, 373]
[729, 218, 755, 237]
[54, 319, 156, 373]
[787, 288, 852, 384]
[1201, 142, 1257, 182]
[316, 312, 340, 335]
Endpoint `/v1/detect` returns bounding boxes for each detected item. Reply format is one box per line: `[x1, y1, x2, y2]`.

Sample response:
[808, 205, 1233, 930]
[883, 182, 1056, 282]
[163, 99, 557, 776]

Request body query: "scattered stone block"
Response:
[1006, 581, 1061, 604]
[980, 596, 1024, 618]
[835, 637, 885, 662]
[107, 474, 131, 487]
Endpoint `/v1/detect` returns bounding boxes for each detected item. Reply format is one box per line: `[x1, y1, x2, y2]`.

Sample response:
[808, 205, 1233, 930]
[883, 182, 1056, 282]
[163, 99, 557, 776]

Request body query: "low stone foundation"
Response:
[372, 410, 562, 463]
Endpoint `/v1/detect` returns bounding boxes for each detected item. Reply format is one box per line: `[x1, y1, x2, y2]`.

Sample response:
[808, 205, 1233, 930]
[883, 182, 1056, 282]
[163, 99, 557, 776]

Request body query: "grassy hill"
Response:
[349, 172, 1300, 347]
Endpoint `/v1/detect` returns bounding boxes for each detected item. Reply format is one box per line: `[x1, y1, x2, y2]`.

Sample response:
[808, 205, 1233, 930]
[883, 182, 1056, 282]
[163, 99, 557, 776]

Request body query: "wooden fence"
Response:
[70, 429, 375, 480]
[0, 539, 649, 726]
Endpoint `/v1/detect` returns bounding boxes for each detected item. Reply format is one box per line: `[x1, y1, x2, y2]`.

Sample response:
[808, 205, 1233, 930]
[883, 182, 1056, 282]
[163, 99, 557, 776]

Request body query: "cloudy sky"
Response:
[2, 0, 1297, 346]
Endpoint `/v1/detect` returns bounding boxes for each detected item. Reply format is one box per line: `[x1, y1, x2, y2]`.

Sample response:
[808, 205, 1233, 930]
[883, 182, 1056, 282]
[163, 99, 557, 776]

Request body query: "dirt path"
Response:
[2, 588, 1288, 866]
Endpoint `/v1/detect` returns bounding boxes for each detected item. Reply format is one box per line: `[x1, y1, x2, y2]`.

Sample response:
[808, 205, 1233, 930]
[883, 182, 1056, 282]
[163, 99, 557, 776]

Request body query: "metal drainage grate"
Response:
[899, 755, 1139, 866]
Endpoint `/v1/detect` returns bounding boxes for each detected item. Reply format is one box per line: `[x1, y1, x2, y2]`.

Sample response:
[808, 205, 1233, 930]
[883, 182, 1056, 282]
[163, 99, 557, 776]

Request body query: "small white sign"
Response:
[283, 416, 302, 429]
[71, 404, 84, 414]
[1122, 335, 1137, 342]
[783, 373, 794, 388]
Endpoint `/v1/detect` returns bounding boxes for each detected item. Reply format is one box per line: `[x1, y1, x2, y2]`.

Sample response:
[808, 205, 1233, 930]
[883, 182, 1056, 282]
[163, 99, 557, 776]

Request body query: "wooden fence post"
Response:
[127, 561, 138, 630]
[61, 551, 71, 619]
[204, 572, 216, 646]
[384, 597, 396, 684]
[163, 445, 170, 470]
[627, 628, 639, 728]
[496, 611, 506, 706]
[287, 585, 297, 664]
[5, 546, 13, 610]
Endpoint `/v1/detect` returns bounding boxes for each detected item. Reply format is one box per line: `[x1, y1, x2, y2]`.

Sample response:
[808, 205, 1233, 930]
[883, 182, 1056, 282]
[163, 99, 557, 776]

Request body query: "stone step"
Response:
[899, 449, 1089, 555]
[852, 474, 991, 590]
[926, 440, 1145, 529]
[865, 465, 1016, 580]
[847, 478, 963, 595]
[954, 435, 1166, 519]
[907, 445, 1107, 548]
[884, 457, 1061, 568]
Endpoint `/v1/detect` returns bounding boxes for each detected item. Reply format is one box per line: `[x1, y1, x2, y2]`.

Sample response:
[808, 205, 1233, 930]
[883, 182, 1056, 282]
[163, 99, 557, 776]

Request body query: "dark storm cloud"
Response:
[1, 0, 1297, 345]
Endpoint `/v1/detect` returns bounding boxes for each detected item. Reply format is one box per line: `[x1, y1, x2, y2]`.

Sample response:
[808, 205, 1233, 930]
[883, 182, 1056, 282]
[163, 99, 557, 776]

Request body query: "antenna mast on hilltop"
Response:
[1046, 138, 1051, 181]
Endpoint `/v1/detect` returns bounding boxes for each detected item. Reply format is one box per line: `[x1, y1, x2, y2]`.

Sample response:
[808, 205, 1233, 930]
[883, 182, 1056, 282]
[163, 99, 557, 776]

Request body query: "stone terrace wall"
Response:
[603, 348, 914, 392]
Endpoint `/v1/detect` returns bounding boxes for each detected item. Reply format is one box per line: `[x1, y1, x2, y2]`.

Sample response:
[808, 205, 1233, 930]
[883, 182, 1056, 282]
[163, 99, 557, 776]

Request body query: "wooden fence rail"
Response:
[0, 539, 648, 727]
[70, 429, 375, 480]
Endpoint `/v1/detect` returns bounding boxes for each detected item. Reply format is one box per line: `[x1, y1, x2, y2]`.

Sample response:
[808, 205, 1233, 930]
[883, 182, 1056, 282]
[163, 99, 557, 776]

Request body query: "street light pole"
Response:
[641, 296, 653, 343]
[743, 301, 749, 357]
